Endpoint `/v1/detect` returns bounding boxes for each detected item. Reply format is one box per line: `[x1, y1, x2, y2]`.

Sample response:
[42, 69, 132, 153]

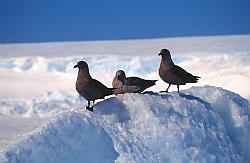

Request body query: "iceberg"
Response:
[5, 86, 250, 163]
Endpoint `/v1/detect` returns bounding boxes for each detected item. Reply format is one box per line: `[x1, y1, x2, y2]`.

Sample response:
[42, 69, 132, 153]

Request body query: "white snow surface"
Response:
[0, 53, 250, 117]
[1, 35, 250, 58]
[0, 35, 250, 118]
[4, 86, 250, 163]
[0, 35, 250, 162]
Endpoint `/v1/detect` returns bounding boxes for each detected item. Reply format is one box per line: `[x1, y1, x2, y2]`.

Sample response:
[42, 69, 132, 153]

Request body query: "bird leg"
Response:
[166, 84, 171, 92]
[90, 100, 95, 111]
[160, 83, 171, 93]
[177, 85, 180, 93]
[86, 100, 93, 111]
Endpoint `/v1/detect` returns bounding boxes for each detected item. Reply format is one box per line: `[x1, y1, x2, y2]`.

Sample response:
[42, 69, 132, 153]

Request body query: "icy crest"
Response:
[5, 86, 250, 163]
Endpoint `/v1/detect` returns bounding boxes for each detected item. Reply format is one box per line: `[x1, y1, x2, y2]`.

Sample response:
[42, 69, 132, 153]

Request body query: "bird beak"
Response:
[158, 53, 162, 56]
[73, 65, 78, 68]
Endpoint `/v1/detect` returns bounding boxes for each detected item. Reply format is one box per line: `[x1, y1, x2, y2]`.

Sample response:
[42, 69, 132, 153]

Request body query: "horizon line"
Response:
[1, 33, 250, 45]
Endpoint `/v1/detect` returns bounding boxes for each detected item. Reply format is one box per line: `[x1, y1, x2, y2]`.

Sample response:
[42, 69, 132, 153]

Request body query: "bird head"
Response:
[116, 70, 126, 83]
[158, 49, 170, 56]
[73, 61, 89, 71]
[158, 49, 172, 62]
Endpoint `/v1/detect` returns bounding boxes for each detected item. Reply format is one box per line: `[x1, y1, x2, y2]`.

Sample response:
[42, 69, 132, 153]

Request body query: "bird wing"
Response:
[126, 77, 157, 88]
[92, 79, 107, 89]
[92, 79, 114, 96]
[125, 77, 143, 85]
[170, 65, 200, 83]
[170, 65, 191, 78]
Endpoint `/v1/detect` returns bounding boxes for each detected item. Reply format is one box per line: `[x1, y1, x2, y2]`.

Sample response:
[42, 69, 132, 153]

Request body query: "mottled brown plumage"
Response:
[74, 61, 114, 111]
[158, 49, 200, 93]
[112, 70, 157, 95]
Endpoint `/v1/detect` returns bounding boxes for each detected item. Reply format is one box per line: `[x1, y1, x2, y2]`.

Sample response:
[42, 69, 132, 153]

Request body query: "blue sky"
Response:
[0, 0, 250, 43]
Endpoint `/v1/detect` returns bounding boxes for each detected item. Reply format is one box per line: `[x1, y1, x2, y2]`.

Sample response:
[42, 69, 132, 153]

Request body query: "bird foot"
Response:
[86, 106, 94, 112]
[160, 90, 168, 93]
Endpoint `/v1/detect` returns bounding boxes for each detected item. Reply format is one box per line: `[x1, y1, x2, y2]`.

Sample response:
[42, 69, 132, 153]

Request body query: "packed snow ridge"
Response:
[5, 86, 250, 163]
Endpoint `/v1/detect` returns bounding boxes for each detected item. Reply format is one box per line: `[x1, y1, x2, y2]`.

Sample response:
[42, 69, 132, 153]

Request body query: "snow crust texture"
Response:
[5, 86, 250, 163]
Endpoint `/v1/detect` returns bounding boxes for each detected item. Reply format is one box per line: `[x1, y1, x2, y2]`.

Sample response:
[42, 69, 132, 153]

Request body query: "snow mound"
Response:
[5, 86, 250, 163]
[5, 112, 119, 163]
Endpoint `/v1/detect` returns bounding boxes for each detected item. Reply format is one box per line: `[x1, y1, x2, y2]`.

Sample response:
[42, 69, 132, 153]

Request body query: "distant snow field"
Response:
[0, 35, 250, 162]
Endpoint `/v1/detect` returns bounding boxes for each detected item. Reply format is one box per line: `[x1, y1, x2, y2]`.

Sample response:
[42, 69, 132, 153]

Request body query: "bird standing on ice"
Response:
[112, 70, 157, 95]
[158, 49, 200, 93]
[74, 61, 114, 111]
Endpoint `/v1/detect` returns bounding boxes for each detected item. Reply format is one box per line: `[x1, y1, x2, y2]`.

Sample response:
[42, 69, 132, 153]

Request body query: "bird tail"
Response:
[190, 76, 201, 83]
[145, 80, 158, 88]
[151, 80, 158, 83]
[106, 88, 117, 96]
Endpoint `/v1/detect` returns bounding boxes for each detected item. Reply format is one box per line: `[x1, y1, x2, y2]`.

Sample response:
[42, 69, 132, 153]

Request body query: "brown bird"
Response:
[112, 70, 157, 95]
[74, 61, 114, 111]
[158, 49, 200, 93]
